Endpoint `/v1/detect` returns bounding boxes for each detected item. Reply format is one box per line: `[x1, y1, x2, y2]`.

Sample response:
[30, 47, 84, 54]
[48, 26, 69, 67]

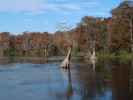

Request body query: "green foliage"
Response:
[97, 50, 133, 62]
[6, 48, 16, 56]
[117, 50, 133, 62]
[97, 51, 116, 61]
[72, 47, 80, 56]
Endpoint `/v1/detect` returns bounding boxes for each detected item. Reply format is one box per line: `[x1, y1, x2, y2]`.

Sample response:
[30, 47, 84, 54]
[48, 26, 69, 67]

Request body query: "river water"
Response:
[0, 58, 132, 100]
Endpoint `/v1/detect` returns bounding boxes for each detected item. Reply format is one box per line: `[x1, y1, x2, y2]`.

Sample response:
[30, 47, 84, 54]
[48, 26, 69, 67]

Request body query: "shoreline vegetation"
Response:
[97, 52, 133, 62]
[0, 56, 83, 63]
[0, 50, 133, 62]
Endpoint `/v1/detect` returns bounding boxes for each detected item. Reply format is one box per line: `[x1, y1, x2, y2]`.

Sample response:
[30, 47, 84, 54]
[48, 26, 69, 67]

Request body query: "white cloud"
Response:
[43, 1, 100, 13]
[0, 0, 100, 14]
[0, 0, 45, 13]
[44, 3, 81, 12]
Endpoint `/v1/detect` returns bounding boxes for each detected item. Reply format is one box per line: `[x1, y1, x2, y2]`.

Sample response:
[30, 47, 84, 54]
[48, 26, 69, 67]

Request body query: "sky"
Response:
[0, 0, 123, 34]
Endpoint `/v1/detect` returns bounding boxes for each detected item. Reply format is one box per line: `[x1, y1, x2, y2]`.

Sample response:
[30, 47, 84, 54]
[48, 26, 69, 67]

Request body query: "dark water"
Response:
[0, 58, 132, 100]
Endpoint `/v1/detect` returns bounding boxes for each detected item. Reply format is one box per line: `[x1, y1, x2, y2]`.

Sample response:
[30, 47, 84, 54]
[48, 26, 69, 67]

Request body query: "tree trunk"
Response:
[130, 19, 133, 52]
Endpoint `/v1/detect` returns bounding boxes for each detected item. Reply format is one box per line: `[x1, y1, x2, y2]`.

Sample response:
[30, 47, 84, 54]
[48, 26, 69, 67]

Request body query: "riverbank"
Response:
[0, 56, 84, 64]
[97, 52, 133, 62]
[0, 51, 133, 64]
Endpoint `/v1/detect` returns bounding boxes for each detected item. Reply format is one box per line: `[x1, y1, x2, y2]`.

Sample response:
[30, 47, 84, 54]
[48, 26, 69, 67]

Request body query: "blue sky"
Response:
[0, 0, 122, 34]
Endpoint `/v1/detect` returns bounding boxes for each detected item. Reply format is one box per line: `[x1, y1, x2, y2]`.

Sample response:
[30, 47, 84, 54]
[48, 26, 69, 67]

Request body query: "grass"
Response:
[97, 51, 133, 62]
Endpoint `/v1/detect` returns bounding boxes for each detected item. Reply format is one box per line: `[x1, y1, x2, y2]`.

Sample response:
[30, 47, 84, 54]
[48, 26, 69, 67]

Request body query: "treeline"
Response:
[0, 1, 133, 57]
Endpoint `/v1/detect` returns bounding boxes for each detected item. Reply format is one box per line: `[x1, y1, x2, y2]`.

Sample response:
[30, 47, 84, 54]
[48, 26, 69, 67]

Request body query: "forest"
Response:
[0, 1, 133, 60]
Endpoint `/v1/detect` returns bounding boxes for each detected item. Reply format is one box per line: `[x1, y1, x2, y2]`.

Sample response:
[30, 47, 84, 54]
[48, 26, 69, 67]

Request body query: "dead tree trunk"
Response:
[60, 47, 72, 68]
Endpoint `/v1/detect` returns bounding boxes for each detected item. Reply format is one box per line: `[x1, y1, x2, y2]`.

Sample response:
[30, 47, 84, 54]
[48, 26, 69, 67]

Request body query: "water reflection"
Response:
[65, 68, 73, 100]
[131, 61, 133, 99]
[112, 62, 132, 100]
[74, 62, 111, 100]
[60, 67, 73, 100]
[0, 58, 133, 100]
[0, 57, 48, 64]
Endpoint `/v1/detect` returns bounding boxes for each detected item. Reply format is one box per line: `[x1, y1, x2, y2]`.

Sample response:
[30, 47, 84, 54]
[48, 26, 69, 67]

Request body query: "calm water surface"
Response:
[0, 58, 132, 100]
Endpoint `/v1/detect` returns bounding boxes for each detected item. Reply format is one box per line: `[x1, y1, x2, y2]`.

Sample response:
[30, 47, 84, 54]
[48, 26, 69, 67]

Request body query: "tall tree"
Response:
[110, 0, 133, 52]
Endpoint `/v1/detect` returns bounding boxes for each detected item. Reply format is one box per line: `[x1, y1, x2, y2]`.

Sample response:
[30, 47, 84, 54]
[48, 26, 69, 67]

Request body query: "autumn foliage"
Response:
[0, 1, 133, 57]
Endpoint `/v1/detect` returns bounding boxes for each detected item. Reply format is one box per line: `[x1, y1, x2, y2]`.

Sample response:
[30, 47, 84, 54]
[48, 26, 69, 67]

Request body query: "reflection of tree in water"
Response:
[112, 62, 131, 100]
[75, 62, 109, 100]
[58, 67, 73, 100]
[131, 61, 133, 99]
[66, 68, 73, 100]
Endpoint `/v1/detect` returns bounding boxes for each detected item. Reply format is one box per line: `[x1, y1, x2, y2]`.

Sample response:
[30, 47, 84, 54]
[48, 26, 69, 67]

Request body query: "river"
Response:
[0, 58, 132, 100]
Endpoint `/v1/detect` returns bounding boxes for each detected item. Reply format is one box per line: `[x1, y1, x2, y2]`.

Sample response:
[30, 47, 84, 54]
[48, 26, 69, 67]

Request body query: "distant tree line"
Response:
[0, 1, 133, 57]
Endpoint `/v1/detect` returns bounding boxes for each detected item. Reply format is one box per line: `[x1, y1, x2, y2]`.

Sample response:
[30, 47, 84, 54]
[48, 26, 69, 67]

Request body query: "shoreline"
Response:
[0, 56, 84, 64]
